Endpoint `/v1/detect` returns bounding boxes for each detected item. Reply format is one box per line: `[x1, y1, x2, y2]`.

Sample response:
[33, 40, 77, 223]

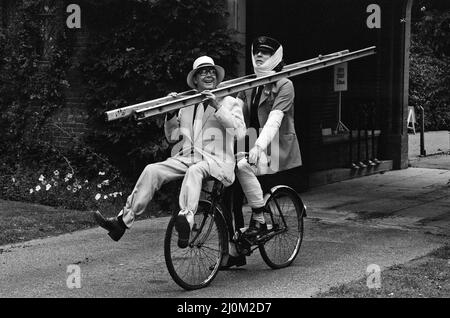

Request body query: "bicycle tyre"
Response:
[164, 200, 227, 290]
[259, 186, 304, 269]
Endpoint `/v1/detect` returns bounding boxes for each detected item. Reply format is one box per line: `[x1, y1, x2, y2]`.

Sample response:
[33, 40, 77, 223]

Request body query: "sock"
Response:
[117, 215, 128, 229]
[251, 207, 266, 224]
[228, 242, 239, 257]
[178, 210, 194, 229]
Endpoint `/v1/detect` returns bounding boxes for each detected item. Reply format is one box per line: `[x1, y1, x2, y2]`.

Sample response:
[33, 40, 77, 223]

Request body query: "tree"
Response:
[409, 0, 450, 130]
[81, 0, 241, 179]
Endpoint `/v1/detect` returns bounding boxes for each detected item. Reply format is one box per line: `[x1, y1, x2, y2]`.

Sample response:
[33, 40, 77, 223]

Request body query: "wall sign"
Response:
[334, 62, 348, 92]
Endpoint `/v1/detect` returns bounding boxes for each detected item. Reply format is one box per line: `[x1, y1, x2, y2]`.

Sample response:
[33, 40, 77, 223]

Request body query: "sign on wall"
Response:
[334, 62, 348, 91]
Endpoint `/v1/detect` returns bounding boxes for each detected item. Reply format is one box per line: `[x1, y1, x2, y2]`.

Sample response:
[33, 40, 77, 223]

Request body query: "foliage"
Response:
[0, 0, 240, 212]
[0, 127, 133, 212]
[81, 0, 242, 179]
[0, 0, 71, 179]
[409, 0, 450, 130]
[409, 43, 450, 130]
[0, 0, 132, 211]
[1, 167, 127, 211]
[411, 0, 450, 58]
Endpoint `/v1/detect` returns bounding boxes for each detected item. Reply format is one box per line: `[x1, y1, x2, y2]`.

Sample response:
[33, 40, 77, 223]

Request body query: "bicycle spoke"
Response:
[201, 245, 221, 253]
[165, 199, 225, 289]
[260, 189, 303, 269]
[198, 247, 217, 266]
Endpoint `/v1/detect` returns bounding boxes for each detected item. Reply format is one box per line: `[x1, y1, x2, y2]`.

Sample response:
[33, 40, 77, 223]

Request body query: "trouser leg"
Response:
[222, 180, 245, 237]
[119, 158, 188, 228]
[236, 158, 265, 209]
[231, 179, 245, 231]
[179, 160, 211, 214]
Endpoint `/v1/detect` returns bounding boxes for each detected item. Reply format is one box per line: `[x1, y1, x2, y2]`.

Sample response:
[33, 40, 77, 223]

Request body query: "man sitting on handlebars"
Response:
[93, 56, 246, 249]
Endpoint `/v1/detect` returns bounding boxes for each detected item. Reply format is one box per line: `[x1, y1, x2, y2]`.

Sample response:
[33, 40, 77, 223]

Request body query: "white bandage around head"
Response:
[252, 46, 283, 77]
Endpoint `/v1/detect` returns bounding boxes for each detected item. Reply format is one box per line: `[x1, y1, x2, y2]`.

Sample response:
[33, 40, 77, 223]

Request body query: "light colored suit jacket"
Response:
[164, 96, 246, 186]
[237, 78, 302, 173]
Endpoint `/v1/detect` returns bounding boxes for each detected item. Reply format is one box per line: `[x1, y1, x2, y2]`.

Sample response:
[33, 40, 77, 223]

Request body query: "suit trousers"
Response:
[119, 157, 211, 228]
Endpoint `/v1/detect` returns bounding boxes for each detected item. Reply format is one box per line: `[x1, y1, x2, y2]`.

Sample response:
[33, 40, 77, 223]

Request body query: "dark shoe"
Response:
[93, 210, 127, 242]
[244, 219, 268, 237]
[175, 214, 191, 248]
[220, 255, 246, 270]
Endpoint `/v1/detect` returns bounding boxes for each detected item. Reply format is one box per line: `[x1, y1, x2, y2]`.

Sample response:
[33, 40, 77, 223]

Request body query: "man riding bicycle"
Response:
[223, 36, 303, 268]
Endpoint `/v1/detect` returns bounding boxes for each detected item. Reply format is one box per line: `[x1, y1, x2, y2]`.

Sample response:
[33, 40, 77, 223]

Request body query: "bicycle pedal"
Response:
[255, 230, 277, 243]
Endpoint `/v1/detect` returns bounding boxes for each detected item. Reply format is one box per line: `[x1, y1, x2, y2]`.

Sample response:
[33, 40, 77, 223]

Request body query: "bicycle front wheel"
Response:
[164, 200, 226, 290]
[259, 186, 304, 269]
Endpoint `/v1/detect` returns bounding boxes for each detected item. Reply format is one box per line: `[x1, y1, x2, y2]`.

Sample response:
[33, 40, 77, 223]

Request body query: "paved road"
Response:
[0, 216, 446, 298]
[410, 153, 450, 170]
[408, 130, 449, 158]
[1, 133, 448, 298]
[1, 167, 448, 298]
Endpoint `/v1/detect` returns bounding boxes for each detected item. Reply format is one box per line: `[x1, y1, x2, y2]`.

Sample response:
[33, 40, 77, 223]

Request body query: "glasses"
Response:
[197, 68, 217, 77]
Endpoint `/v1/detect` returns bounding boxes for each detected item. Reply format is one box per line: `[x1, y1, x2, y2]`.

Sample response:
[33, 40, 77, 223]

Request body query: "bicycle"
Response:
[164, 171, 307, 290]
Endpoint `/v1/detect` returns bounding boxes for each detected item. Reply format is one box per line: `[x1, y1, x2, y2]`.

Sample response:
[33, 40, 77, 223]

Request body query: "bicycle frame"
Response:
[165, 176, 306, 290]
[200, 179, 302, 256]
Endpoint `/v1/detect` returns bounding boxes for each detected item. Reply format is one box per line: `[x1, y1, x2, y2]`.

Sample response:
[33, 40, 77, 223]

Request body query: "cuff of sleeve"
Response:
[254, 140, 265, 151]
[166, 111, 177, 120]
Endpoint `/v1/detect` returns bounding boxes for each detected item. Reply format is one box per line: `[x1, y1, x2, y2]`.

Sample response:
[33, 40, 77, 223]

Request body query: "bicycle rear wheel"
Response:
[164, 200, 226, 290]
[259, 186, 304, 269]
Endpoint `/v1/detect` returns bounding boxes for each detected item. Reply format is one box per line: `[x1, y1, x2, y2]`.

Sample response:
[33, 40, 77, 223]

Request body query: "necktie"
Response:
[193, 102, 205, 142]
[250, 86, 262, 132]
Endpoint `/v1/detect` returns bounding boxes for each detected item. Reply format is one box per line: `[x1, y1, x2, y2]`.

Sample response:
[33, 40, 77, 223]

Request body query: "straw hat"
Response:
[186, 56, 225, 89]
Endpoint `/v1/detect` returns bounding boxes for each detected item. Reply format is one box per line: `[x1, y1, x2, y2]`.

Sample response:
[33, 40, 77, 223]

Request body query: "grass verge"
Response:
[0, 199, 168, 246]
[315, 245, 450, 298]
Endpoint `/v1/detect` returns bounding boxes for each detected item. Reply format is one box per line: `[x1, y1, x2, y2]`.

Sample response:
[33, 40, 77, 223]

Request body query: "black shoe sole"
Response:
[93, 211, 109, 229]
[93, 211, 125, 242]
[175, 215, 190, 248]
[219, 256, 247, 270]
[107, 231, 124, 242]
[244, 225, 268, 238]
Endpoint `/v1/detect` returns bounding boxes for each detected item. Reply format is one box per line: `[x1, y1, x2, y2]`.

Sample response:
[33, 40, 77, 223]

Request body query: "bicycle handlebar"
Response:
[235, 151, 257, 167]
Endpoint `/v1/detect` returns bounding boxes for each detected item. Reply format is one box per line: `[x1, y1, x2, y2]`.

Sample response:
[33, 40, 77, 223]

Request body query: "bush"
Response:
[0, 134, 132, 212]
[0, 0, 71, 164]
[409, 47, 450, 130]
[409, 1, 450, 130]
[0, 0, 74, 201]
[0, 0, 241, 212]
[1, 168, 127, 211]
